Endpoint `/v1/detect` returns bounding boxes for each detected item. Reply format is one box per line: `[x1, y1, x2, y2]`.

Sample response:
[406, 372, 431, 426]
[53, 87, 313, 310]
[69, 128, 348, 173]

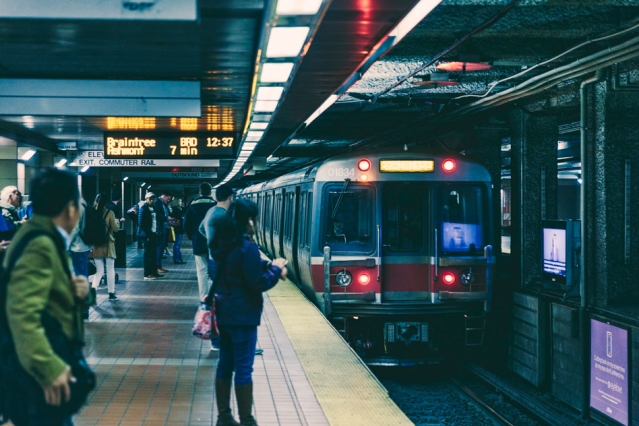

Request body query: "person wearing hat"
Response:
[137, 192, 162, 280]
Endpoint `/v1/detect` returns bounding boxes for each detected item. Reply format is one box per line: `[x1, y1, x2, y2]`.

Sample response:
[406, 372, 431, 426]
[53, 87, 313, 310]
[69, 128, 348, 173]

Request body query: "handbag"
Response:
[192, 295, 218, 339]
[167, 216, 182, 227]
[167, 227, 176, 243]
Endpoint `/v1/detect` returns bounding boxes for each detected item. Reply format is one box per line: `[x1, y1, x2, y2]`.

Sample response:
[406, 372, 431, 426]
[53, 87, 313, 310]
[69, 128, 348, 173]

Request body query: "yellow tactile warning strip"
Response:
[266, 279, 414, 426]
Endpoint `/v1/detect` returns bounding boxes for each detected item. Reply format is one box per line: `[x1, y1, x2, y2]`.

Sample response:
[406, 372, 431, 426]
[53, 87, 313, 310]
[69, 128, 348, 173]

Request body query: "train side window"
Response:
[322, 185, 373, 254]
[275, 193, 282, 233]
[305, 192, 313, 247]
[439, 185, 485, 255]
[265, 194, 272, 229]
[298, 192, 307, 248]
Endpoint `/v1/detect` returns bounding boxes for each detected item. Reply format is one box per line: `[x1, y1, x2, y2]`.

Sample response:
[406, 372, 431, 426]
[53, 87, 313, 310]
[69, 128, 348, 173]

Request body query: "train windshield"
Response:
[322, 184, 374, 254]
[439, 185, 485, 255]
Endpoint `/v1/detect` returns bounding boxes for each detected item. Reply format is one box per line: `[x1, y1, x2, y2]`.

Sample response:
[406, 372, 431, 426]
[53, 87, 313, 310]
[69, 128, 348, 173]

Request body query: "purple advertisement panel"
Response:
[590, 319, 628, 426]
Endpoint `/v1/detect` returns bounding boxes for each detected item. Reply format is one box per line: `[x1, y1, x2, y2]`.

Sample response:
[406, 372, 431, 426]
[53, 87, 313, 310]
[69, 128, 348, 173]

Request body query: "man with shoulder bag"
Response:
[0, 168, 95, 426]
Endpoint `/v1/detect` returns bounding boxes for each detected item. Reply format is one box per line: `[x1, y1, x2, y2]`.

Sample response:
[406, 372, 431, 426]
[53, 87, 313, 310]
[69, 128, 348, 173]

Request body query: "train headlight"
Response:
[335, 270, 352, 287]
[443, 272, 455, 285]
[358, 273, 371, 285]
[358, 159, 371, 171]
[442, 159, 456, 172]
[461, 269, 475, 286]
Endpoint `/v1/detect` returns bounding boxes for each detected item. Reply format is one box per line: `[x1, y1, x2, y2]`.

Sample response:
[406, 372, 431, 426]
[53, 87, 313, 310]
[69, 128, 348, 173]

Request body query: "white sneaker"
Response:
[210, 343, 220, 351]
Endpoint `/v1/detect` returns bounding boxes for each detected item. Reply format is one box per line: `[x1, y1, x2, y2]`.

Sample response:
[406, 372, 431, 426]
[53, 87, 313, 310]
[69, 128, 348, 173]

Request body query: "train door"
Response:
[381, 183, 431, 301]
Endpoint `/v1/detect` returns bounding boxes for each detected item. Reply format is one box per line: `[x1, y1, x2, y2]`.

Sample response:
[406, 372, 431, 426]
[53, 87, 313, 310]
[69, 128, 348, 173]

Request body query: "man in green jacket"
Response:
[3, 168, 89, 425]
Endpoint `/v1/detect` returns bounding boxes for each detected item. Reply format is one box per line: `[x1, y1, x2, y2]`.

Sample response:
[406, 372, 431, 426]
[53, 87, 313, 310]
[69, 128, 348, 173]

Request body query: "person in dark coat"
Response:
[153, 191, 172, 274]
[137, 192, 161, 280]
[169, 197, 185, 264]
[210, 199, 287, 426]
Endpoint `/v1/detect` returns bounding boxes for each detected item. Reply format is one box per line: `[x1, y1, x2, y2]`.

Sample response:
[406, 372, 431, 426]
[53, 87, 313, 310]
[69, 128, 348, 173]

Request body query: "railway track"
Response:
[379, 362, 597, 426]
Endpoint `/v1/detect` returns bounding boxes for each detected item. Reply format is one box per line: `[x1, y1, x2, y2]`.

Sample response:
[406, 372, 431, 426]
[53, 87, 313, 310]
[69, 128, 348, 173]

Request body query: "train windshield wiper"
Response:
[331, 178, 350, 220]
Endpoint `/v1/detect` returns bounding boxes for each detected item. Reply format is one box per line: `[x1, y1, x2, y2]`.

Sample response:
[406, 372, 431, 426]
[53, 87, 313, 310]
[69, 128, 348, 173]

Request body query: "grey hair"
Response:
[0, 186, 17, 202]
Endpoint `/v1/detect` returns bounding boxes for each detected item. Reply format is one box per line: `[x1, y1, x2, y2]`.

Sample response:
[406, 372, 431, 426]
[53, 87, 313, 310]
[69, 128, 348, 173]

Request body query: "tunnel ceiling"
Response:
[0, 0, 637, 187]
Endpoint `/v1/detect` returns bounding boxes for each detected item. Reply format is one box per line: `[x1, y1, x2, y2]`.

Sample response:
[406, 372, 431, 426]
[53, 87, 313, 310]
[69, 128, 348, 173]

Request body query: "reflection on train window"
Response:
[439, 185, 484, 255]
[383, 186, 424, 252]
[322, 185, 373, 253]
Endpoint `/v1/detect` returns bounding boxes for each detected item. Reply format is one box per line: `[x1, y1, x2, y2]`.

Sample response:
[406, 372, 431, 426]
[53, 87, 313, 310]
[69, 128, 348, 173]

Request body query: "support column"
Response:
[508, 109, 559, 288]
[0, 146, 18, 191]
[586, 81, 639, 306]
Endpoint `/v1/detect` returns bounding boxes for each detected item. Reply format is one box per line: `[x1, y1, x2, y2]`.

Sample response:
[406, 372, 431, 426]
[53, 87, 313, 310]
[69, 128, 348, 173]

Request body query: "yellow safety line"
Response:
[267, 278, 414, 426]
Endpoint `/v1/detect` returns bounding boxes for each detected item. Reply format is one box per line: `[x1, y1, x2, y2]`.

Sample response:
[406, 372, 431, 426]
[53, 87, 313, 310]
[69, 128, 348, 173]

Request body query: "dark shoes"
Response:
[173, 260, 186, 264]
[108, 292, 118, 301]
[88, 287, 97, 306]
[157, 268, 168, 274]
[255, 349, 263, 356]
[216, 379, 240, 426]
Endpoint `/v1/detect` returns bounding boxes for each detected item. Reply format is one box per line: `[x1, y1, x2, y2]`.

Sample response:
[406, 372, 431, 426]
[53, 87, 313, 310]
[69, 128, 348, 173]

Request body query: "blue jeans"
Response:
[216, 325, 258, 386]
[173, 233, 184, 262]
[69, 250, 89, 278]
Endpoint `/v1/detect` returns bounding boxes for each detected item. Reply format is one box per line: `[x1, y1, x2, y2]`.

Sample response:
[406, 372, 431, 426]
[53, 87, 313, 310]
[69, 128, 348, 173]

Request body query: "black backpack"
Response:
[80, 206, 109, 246]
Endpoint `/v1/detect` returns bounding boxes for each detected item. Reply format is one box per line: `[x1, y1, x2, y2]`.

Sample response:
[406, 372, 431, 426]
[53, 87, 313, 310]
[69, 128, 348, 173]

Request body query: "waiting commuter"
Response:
[1, 168, 90, 426]
[169, 198, 186, 264]
[183, 183, 216, 300]
[69, 198, 93, 317]
[138, 192, 161, 280]
[154, 191, 172, 274]
[89, 193, 122, 301]
[0, 185, 27, 241]
[210, 199, 287, 426]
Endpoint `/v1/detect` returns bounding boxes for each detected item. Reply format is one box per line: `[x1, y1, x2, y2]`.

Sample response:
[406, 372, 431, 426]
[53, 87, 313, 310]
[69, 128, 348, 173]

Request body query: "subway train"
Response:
[237, 148, 494, 366]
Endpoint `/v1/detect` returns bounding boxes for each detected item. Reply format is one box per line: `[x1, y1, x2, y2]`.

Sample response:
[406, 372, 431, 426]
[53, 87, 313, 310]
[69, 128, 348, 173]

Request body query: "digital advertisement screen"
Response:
[441, 222, 482, 252]
[543, 228, 566, 278]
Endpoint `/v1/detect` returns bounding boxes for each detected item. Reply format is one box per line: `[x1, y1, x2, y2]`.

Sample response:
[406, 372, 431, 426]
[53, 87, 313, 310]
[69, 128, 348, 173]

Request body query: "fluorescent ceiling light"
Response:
[304, 94, 338, 126]
[239, 152, 251, 158]
[140, 182, 146, 187]
[249, 122, 268, 130]
[276, 0, 323, 15]
[147, 185, 152, 189]
[242, 142, 258, 150]
[266, 27, 310, 58]
[260, 63, 294, 83]
[123, 176, 129, 181]
[80, 165, 90, 173]
[257, 87, 284, 101]
[21, 149, 36, 161]
[247, 131, 264, 139]
[22, 116, 35, 129]
[391, 0, 442, 46]
[55, 158, 67, 168]
[254, 101, 278, 113]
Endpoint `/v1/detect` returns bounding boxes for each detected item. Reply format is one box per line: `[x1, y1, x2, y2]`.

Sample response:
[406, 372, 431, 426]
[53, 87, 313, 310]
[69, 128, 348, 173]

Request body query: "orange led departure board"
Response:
[104, 132, 236, 159]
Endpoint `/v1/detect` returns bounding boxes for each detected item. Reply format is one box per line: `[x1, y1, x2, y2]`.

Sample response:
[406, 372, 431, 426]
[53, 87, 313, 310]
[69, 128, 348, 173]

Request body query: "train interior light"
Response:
[442, 159, 456, 172]
[358, 159, 371, 171]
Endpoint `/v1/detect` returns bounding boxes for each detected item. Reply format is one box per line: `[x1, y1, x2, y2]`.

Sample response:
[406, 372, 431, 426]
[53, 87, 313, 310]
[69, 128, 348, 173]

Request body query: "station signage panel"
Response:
[590, 319, 628, 426]
[379, 159, 435, 173]
[68, 151, 220, 168]
[104, 132, 236, 160]
[125, 172, 217, 179]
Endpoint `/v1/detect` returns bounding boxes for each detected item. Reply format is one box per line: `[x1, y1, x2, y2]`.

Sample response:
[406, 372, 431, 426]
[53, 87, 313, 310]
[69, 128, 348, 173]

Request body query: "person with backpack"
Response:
[0, 168, 91, 426]
[88, 193, 122, 301]
[68, 199, 93, 318]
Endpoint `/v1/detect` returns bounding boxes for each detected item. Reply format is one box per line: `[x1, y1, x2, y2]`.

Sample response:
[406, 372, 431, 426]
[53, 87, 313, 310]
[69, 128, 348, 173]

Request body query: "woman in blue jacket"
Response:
[210, 199, 287, 426]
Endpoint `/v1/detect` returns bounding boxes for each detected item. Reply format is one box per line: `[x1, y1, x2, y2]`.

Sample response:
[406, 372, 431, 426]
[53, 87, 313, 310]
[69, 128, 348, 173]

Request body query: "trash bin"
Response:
[114, 229, 127, 268]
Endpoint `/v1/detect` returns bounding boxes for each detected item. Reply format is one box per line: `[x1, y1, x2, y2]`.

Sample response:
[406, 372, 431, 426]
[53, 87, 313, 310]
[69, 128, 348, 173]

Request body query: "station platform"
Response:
[71, 242, 412, 426]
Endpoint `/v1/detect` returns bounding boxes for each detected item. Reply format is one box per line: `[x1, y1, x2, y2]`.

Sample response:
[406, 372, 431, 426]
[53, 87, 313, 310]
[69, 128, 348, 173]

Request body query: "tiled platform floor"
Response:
[75, 242, 329, 426]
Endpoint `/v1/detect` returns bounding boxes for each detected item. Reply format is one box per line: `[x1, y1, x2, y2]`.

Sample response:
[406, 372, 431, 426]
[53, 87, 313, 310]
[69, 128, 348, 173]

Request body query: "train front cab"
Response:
[314, 155, 493, 365]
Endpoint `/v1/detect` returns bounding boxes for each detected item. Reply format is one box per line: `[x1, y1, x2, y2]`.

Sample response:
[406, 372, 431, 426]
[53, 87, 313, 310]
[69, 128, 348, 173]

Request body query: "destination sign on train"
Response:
[379, 159, 435, 173]
[103, 132, 235, 159]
